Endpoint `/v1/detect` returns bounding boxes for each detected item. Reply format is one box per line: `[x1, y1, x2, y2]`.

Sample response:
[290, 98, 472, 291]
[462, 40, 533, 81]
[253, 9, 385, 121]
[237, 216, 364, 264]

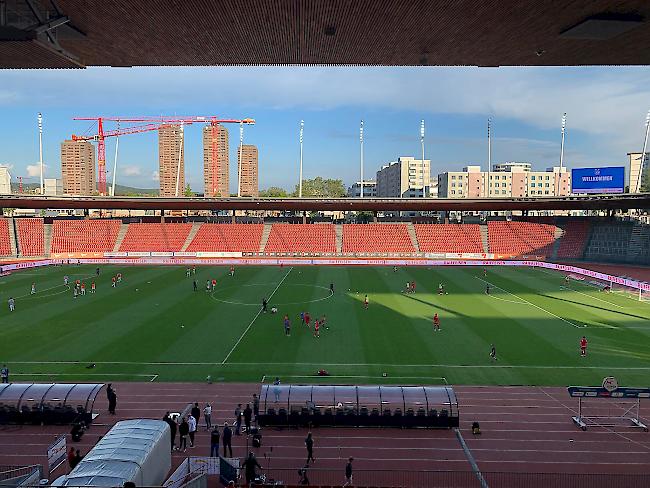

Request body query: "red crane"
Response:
[72, 116, 255, 195]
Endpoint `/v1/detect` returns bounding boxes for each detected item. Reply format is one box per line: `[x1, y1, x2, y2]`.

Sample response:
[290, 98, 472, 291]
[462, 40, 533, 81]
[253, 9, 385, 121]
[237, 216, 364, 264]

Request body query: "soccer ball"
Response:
[382, 372, 387, 377]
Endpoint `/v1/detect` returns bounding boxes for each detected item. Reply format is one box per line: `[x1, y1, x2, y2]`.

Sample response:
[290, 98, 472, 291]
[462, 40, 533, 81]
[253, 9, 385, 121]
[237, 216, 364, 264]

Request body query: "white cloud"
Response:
[122, 165, 142, 176]
[26, 163, 46, 177]
[151, 170, 159, 181]
[0, 163, 14, 170]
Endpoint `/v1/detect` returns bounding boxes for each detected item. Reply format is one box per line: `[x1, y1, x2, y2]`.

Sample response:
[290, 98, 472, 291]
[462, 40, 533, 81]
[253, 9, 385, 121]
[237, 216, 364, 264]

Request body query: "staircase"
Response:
[335, 223, 343, 254]
[406, 222, 420, 252]
[550, 226, 564, 261]
[180, 222, 202, 252]
[112, 223, 129, 252]
[259, 223, 272, 253]
[626, 224, 647, 262]
[13, 218, 22, 256]
[479, 224, 489, 253]
[43, 223, 53, 257]
[8, 218, 17, 256]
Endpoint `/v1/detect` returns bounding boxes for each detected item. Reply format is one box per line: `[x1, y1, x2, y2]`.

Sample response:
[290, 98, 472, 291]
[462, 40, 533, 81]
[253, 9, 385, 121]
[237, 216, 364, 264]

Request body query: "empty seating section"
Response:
[415, 224, 483, 253]
[556, 220, 591, 259]
[265, 224, 336, 253]
[51, 220, 121, 253]
[583, 222, 634, 263]
[16, 218, 44, 256]
[343, 224, 415, 253]
[0, 219, 11, 256]
[119, 223, 192, 252]
[487, 221, 556, 256]
[186, 224, 263, 252]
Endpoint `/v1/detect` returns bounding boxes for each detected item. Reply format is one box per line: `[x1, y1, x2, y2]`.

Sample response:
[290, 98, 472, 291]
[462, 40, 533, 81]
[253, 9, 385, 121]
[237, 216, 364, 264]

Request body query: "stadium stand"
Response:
[16, 218, 44, 256]
[0, 219, 11, 256]
[583, 221, 635, 264]
[414, 224, 483, 253]
[487, 221, 556, 257]
[51, 219, 121, 253]
[186, 223, 263, 253]
[343, 223, 415, 253]
[556, 220, 591, 259]
[119, 223, 192, 252]
[265, 223, 336, 254]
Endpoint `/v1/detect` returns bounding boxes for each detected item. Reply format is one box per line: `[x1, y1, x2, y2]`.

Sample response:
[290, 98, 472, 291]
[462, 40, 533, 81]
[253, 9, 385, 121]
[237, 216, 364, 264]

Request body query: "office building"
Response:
[238, 144, 258, 197]
[61, 140, 96, 196]
[628, 152, 649, 193]
[158, 125, 185, 197]
[438, 164, 571, 198]
[347, 180, 377, 197]
[203, 124, 229, 197]
[492, 161, 532, 172]
[43, 178, 63, 196]
[376, 156, 430, 198]
[0, 165, 10, 194]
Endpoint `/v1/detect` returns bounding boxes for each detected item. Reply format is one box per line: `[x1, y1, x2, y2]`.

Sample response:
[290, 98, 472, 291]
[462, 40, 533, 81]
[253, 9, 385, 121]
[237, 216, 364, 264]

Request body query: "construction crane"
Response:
[71, 116, 255, 195]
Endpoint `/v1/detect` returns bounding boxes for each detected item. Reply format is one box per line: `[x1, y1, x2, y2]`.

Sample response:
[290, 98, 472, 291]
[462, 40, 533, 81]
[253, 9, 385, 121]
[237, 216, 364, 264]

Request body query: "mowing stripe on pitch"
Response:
[221, 266, 293, 364]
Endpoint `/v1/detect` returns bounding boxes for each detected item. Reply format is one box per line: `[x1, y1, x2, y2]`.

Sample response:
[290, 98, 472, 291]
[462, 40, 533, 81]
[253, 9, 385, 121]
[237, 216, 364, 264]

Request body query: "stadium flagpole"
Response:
[299, 120, 304, 197]
[38, 113, 44, 194]
[636, 110, 650, 194]
[360, 120, 364, 198]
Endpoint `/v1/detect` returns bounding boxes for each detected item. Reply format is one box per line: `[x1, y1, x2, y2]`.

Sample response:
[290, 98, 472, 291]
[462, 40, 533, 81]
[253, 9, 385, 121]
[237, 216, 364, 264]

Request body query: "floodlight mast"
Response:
[420, 120, 425, 195]
[558, 113, 567, 196]
[360, 120, 364, 198]
[38, 113, 44, 194]
[637, 110, 650, 194]
[298, 120, 304, 198]
[487, 118, 492, 197]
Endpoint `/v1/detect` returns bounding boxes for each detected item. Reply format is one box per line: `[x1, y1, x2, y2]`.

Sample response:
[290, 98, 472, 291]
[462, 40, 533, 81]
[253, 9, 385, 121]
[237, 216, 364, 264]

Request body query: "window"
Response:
[502, 190, 506, 194]
[451, 182, 456, 187]
[459, 190, 463, 194]
[538, 183, 542, 187]
[451, 190, 456, 195]
[451, 175, 456, 180]
[502, 176, 507, 180]
[545, 175, 550, 180]
[545, 183, 550, 187]
[531, 175, 536, 180]
[545, 190, 550, 195]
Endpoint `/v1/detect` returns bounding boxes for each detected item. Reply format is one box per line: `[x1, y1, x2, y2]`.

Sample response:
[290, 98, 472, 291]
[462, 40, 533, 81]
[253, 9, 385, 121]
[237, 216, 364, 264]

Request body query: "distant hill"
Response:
[10, 182, 158, 197]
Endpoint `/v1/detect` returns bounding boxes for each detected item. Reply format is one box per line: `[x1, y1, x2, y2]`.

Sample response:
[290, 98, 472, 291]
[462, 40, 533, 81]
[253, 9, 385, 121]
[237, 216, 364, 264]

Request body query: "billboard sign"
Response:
[571, 166, 625, 194]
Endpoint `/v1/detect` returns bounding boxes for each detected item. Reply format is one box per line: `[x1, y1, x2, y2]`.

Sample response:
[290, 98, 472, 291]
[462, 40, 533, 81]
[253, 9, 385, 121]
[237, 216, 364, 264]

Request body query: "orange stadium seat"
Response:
[487, 221, 556, 257]
[51, 219, 121, 253]
[0, 219, 12, 256]
[414, 224, 483, 253]
[186, 224, 263, 253]
[343, 224, 415, 253]
[16, 218, 44, 256]
[556, 220, 591, 259]
[119, 223, 192, 252]
[265, 223, 336, 253]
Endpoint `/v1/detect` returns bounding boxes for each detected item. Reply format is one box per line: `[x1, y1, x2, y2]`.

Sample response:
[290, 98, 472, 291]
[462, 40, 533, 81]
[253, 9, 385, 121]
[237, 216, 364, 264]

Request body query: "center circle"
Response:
[210, 283, 334, 306]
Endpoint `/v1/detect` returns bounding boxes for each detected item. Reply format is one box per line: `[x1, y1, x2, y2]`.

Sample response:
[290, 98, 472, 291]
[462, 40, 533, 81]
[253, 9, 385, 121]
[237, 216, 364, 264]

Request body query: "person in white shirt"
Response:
[204, 403, 212, 430]
[188, 415, 197, 447]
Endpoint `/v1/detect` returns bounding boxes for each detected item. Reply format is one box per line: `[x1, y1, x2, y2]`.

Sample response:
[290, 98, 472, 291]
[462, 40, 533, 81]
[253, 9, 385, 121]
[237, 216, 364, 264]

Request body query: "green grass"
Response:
[1, 264, 650, 386]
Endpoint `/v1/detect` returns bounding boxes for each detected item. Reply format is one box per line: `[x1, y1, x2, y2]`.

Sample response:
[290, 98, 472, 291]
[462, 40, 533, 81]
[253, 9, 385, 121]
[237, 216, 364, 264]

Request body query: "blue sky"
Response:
[0, 66, 648, 192]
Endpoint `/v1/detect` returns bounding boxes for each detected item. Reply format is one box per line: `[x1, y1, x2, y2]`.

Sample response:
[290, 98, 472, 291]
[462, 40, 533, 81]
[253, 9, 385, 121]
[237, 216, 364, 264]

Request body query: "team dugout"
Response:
[258, 384, 459, 428]
[0, 383, 104, 425]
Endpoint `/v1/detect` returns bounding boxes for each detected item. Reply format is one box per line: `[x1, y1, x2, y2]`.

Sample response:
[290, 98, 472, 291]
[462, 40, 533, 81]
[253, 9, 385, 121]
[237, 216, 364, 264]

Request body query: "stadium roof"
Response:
[1, 194, 649, 212]
[1, 1, 649, 68]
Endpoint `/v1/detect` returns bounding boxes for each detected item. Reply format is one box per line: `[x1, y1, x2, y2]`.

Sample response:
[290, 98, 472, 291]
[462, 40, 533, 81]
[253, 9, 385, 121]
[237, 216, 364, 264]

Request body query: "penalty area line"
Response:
[476, 277, 584, 329]
[221, 266, 293, 365]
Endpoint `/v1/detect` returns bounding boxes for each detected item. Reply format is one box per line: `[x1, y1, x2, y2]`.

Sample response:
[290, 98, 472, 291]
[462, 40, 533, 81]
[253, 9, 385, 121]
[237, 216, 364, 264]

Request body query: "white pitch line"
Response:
[560, 286, 627, 309]
[221, 266, 293, 364]
[9, 360, 650, 371]
[476, 277, 584, 328]
[13, 373, 159, 379]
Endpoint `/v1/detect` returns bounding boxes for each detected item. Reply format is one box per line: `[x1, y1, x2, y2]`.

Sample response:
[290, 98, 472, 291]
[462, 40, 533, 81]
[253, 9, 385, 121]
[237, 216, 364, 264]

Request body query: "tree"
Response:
[259, 186, 290, 198]
[292, 177, 346, 198]
[184, 184, 193, 197]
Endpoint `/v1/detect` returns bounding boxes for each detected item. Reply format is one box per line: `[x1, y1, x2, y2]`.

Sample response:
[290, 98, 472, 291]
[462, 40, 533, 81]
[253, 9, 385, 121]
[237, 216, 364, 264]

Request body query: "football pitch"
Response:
[2, 263, 650, 387]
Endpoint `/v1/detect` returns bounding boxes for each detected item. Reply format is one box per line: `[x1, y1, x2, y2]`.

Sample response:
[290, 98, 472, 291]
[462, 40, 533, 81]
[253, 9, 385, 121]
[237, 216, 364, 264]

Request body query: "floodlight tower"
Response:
[298, 120, 304, 197]
[487, 118, 492, 197]
[420, 119, 425, 194]
[557, 113, 567, 196]
[360, 120, 364, 198]
[637, 110, 650, 194]
[38, 113, 44, 194]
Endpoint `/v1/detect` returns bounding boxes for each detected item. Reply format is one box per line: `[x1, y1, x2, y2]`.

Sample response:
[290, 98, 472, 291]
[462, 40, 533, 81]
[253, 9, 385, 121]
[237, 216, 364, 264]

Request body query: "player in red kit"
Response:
[580, 336, 588, 357]
[433, 313, 440, 332]
[314, 320, 320, 338]
[305, 312, 311, 329]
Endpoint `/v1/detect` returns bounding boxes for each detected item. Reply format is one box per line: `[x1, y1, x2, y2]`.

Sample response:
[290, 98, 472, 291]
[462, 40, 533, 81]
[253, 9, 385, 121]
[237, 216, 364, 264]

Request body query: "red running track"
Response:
[1, 383, 649, 483]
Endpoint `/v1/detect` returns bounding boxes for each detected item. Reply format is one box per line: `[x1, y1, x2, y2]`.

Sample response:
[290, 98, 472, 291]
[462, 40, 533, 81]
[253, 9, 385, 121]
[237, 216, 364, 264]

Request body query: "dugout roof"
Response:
[1, 193, 649, 212]
[1, 1, 649, 68]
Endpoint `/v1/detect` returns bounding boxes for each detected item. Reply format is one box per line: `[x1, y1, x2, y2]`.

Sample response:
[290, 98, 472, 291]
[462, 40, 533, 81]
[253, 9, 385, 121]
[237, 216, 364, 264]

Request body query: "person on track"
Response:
[343, 457, 354, 487]
[489, 344, 497, 361]
[433, 313, 440, 332]
[305, 432, 315, 464]
[580, 336, 588, 357]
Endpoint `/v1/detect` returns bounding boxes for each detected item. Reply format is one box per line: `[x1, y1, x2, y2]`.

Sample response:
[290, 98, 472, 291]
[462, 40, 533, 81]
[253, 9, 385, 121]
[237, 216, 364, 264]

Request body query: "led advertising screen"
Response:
[571, 166, 625, 194]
